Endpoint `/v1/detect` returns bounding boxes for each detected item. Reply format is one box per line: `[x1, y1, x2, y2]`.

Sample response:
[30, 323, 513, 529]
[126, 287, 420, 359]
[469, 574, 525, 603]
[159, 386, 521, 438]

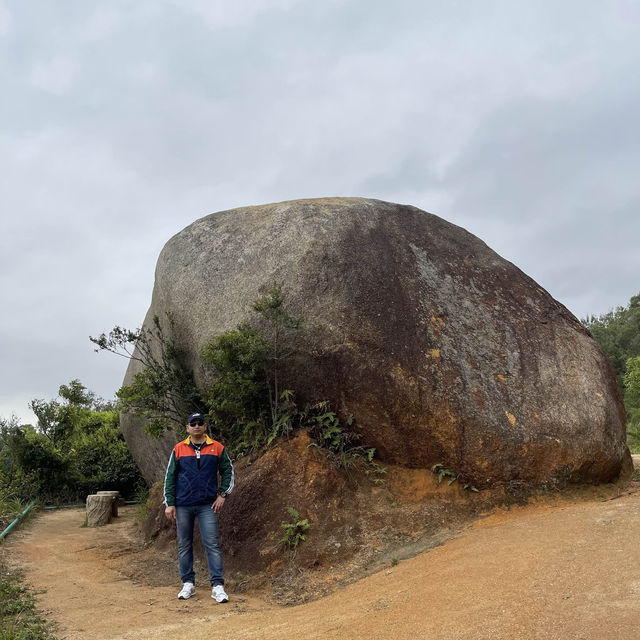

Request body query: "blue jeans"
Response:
[175, 504, 224, 586]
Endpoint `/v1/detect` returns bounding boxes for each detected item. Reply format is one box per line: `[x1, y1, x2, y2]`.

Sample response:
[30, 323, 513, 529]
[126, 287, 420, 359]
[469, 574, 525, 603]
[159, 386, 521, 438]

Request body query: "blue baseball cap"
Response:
[187, 413, 206, 423]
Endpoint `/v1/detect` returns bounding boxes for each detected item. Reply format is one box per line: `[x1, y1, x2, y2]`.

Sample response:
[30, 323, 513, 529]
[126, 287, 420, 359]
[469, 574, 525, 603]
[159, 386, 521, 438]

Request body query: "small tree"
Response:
[91, 315, 203, 437]
[29, 379, 102, 447]
[252, 283, 301, 429]
[201, 324, 270, 421]
[200, 325, 271, 455]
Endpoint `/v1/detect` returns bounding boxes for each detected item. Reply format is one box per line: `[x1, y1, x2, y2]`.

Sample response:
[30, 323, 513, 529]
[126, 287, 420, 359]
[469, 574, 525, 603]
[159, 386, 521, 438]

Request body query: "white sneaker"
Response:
[178, 582, 195, 599]
[211, 584, 229, 603]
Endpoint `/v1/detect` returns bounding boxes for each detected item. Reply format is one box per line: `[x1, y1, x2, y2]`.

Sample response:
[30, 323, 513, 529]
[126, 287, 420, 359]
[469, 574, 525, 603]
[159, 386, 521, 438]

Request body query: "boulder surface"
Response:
[121, 197, 629, 487]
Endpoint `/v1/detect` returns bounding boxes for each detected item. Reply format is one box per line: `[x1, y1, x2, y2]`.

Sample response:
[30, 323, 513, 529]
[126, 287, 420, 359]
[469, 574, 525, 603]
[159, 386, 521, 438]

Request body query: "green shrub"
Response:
[2, 427, 73, 503]
[71, 419, 145, 499]
[280, 507, 310, 550]
[201, 324, 271, 456]
[583, 295, 640, 446]
[1, 383, 145, 504]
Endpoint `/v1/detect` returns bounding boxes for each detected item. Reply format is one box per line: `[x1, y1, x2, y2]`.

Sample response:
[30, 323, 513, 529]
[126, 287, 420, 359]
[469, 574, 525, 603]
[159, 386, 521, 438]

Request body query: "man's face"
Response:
[186, 418, 206, 436]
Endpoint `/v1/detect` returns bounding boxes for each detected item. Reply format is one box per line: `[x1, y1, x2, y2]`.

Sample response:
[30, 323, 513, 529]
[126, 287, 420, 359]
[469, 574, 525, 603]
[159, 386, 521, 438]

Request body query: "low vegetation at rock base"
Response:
[430, 463, 479, 492]
[93, 283, 384, 474]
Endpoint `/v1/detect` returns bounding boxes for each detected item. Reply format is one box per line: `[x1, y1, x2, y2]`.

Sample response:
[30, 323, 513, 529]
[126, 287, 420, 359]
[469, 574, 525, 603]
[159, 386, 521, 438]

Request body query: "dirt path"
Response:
[6, 488, 640, 640]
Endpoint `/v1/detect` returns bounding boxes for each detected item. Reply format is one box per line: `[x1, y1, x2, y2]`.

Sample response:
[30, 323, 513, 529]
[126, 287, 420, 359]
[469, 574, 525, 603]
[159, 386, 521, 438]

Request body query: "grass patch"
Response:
[0, 557, 59, 640]
[0, 495, 28, 533]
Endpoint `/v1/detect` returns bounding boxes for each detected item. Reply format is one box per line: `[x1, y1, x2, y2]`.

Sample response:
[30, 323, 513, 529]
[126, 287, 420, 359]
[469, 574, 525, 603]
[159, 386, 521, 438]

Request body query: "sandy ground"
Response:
[6, 486, 640, 640]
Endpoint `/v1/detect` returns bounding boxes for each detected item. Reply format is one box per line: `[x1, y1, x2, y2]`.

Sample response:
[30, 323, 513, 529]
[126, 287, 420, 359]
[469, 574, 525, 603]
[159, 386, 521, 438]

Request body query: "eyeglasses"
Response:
[189, 420, 204, 427]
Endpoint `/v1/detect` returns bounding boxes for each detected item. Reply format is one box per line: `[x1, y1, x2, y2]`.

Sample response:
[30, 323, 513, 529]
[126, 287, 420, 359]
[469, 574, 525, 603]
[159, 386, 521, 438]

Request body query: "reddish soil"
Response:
[5, 483, 640, 640]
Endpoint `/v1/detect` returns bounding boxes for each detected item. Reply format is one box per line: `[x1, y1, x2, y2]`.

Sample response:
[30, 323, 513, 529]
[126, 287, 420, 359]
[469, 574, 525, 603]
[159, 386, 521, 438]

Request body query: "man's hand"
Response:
[211, 495, 226, 514]
[165, 505, 176, 524]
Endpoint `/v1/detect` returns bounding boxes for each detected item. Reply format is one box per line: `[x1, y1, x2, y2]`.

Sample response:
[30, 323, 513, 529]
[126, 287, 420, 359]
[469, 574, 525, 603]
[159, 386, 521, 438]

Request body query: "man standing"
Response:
[164, 412, 235, 602]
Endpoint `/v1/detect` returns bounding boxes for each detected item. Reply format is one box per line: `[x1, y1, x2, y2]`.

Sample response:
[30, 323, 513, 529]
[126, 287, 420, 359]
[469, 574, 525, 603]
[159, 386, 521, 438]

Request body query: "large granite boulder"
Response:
[121, 198, 630, 487]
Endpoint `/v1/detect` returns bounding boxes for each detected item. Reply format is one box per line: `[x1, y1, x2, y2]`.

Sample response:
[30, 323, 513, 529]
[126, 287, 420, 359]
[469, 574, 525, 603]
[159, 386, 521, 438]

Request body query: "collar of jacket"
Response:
[182, 434, 214, 445]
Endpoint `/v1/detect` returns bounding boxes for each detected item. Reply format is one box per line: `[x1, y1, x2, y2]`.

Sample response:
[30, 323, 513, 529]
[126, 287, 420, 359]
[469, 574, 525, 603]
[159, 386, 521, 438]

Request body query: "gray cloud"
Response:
[2, 0, 638, 422]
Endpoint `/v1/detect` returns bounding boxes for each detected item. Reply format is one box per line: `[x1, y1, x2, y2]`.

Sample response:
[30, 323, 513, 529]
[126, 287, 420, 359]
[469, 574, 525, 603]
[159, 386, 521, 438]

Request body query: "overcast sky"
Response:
[2, 1, 639, 423]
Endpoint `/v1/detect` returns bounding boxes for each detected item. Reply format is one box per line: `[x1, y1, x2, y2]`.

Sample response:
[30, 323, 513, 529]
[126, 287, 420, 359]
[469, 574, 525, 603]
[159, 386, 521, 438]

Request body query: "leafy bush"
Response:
[583, 294, 640, 390]
[583, 294, 640, 450]
[201, 324, 271, 456]
[0, 423, 72, 503]
[71, 418, 144, 498]
[303, 401, 386, 478]
[624, 356, 640, 452]
[1, 382, 145, 504]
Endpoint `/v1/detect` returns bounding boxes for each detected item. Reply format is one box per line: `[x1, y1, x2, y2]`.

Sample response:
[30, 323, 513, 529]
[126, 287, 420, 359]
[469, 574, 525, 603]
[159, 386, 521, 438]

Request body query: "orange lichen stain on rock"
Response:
[429, 315, 446, 336]
[429, 349, 440, 358]
[496, 374, 507, 384]
[390, 365, 419, 390]
[386, 465, 459, 502]
[505, 411, 517, 426]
